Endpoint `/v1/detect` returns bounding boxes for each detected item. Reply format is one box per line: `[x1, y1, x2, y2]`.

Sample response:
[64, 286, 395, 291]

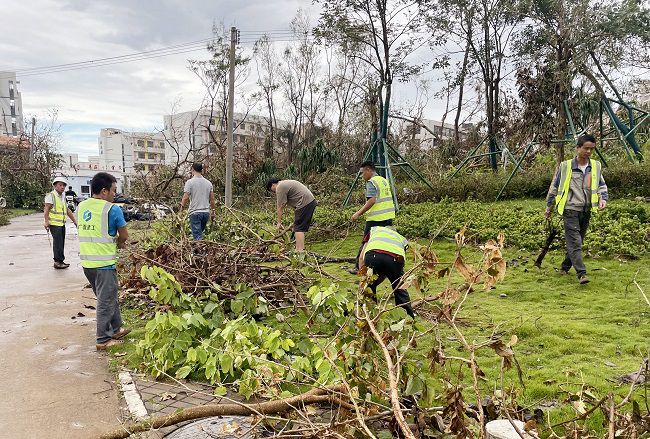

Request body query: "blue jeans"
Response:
[189, 212, 209, 240]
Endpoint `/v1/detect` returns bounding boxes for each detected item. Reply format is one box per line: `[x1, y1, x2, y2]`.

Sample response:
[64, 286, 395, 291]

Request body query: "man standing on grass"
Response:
[78, 172, 130, 350]
[180, 163, 215, 240]
[44, 176, 77, 269]
[350, 161, 396, 271]
[545, 134, 608, 285]
[266, 178, 317, 253]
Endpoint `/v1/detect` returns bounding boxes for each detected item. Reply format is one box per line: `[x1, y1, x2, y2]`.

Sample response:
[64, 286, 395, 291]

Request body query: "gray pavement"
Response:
[0, 213, 122, 438]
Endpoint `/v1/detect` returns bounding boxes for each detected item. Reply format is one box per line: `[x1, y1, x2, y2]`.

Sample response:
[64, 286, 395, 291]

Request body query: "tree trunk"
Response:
[454, 38, 472, 146]
[98, 384, 345, 439]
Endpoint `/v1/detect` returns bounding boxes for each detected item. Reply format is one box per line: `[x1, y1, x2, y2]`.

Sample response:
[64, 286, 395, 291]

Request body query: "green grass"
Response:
[0, 208, 38, 226]
[309, 235, 650, 432]
[6, 208, 37, 218]
[112, 230, 650, 436]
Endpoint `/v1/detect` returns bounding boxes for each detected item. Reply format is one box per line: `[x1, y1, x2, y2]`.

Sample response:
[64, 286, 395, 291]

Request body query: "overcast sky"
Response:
[2, 0, 454, 160]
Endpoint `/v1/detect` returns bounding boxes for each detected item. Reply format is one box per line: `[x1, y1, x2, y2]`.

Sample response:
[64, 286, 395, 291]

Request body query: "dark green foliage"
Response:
[297, 139, 338, 177]
[393, 200, 650, 257]
[392, 159, 650, 204]
[3, 175, 50, 210]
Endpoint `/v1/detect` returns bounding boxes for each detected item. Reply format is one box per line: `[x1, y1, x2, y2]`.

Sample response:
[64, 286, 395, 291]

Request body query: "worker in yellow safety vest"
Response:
[350, 161, 397, 271]
[77, 172, 130, 350]
[545, 134, 608, 285]
[44, 176, 77, 269]
[359, 226, 415, 318]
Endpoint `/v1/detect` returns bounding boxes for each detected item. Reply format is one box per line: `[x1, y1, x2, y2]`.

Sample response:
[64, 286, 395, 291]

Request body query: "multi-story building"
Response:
[55, 153, 124, 198]
[632, 79, 650, 107]
[0, 72, 24, 137]
[401, 118, 473, 149]
[98, 128, 166, 173]
[163, 109, 274, 164]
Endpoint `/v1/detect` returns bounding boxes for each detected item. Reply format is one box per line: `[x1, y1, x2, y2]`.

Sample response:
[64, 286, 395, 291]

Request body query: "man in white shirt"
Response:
[44, 176, 77, 269]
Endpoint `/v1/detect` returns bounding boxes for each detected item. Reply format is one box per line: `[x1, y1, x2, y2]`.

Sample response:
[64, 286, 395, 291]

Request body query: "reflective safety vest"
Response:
[363, 226, 408, 259]
[555, 159, 601, 215]
[78, 198, 117, 269]
[366, 175, 396, 221]
[48, 191, 66, 226]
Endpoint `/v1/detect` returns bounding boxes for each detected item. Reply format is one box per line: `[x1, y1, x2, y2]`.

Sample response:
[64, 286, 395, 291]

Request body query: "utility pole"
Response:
[29, 117, 36, 165]
[225, 26, 237, 207]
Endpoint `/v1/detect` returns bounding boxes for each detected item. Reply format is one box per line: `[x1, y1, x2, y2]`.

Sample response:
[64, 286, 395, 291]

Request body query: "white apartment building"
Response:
[55, 153, 124, 198]
[401, 118, 472, 149]
[632, 79, 650, 107]
[98, 128, 166, 173]
[163, 109, 273, 164]
[0, 72, 24, 137]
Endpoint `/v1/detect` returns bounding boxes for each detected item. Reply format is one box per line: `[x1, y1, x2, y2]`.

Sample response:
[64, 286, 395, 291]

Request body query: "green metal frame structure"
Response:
[449, 97, 648, 201]
[343, 98, 435, 207]
[343, 135, 435, 207]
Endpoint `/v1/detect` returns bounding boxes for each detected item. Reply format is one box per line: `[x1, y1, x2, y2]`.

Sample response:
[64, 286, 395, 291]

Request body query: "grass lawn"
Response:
[111, 226, 650, 435]
[6, 208, 37, 218]
[309, 236, 650, 432]
[0, 208, 38, 226]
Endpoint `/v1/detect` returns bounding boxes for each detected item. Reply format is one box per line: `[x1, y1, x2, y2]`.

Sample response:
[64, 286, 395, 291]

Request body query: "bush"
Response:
[392, 199, 650, 257]
[389, 159, 650, 204]
[0, 210, 8, 227]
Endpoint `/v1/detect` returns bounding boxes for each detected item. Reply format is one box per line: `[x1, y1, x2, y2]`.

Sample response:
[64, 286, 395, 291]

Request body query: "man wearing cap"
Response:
[44, 176, 77, 269]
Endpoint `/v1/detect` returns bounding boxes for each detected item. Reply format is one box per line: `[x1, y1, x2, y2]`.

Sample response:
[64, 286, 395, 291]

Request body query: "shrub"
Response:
[392, 199, 650, 257]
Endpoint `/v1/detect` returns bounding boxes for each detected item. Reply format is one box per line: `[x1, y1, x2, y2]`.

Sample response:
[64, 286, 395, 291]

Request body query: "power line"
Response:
[0, 32, 315, 79]
[0, 37, 215, 73]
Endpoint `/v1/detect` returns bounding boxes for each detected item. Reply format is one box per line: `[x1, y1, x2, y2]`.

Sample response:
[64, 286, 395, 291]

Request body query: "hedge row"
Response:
[311, 199, 650, 257]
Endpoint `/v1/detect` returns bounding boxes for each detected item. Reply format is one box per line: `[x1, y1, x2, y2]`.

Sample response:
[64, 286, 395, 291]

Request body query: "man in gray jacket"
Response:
[545, 134, 608, 284]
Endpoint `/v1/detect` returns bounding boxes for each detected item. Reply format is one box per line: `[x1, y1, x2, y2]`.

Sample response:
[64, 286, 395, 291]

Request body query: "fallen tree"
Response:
[98, 384, 345, 439]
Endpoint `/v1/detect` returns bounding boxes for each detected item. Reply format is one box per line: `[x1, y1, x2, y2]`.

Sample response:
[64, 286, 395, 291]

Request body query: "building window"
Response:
[159, 154, 165, 161]
[240, 123, 246, 131]
[137, 152, 146, 159]
[137, 140, 144, 147]
[81, 185, 90, 194]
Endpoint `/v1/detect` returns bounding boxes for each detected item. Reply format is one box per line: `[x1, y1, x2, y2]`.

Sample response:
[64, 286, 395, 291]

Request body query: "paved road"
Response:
[0, 213, 122, 438]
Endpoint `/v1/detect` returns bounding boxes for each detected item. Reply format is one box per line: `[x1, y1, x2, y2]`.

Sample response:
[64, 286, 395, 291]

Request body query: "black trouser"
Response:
[364, 251, 415, 317]
[561, 209, 591, 277]
[50, 224, 66, 263]
[355, 219, 394, 268]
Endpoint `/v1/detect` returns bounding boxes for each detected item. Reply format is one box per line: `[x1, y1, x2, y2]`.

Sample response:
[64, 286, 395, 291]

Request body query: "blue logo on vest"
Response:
[83, 210, 92, 221]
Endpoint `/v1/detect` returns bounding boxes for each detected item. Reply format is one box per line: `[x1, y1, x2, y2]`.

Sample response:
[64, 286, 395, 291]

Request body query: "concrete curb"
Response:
[119, 371, 149, 419]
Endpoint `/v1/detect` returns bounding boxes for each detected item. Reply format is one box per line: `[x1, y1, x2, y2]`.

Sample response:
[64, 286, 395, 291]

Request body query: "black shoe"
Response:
[53, 261, 67, 269]
[579, 275, 590, 284]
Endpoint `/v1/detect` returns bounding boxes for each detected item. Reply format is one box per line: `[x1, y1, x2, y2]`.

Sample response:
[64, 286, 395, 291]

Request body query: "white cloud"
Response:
[4, 0, 460, 160]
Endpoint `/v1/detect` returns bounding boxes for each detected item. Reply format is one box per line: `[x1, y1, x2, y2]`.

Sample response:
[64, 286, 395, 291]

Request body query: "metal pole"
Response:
[29, 117, 35, 165]
[225, 26, 237, 207]
[495, 140, 536, 201]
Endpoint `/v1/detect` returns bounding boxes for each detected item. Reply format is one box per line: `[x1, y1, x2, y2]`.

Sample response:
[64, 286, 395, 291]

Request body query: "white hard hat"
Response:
[52, 176, 67, 186]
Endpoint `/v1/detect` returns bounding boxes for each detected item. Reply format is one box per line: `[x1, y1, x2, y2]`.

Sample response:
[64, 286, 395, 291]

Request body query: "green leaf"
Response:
[213, 386, 227, 396]
[220, 354, 234, 375]
[404, 375, 424, 396]
[175, 365, 192, 379]
[390, 319, 406, 332]
[231, 299, 244, 315]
